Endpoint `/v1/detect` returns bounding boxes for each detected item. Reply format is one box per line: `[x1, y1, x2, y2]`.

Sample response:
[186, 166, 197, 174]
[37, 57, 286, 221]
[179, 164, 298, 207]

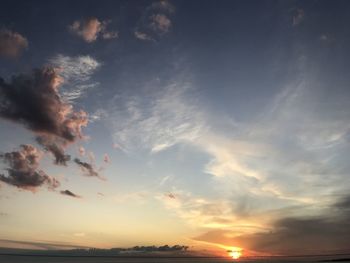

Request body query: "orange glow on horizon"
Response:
[227, 247, 243, 260]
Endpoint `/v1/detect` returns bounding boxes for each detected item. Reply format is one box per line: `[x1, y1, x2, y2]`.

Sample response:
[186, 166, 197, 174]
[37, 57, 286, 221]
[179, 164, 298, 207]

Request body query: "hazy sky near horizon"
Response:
[1, 0, 350, 256]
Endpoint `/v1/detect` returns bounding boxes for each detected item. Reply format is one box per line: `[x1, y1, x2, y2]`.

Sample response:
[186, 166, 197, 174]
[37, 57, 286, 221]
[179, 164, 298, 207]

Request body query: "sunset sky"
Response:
[1, 0, 350, 257]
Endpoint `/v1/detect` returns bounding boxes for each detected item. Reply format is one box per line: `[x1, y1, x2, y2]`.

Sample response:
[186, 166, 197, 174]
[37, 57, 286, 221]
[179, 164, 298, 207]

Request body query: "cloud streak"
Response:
[74, 158, 99, 178]
[60, 189, 81, 198]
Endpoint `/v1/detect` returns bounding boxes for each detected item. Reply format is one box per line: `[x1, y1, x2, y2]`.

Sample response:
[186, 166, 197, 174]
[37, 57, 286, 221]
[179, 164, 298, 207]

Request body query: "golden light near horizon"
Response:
[227, 247, 243, 260]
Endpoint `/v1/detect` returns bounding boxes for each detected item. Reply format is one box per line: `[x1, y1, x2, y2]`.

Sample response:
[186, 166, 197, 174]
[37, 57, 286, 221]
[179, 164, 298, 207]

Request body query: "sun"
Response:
[227, 247, 243, 260]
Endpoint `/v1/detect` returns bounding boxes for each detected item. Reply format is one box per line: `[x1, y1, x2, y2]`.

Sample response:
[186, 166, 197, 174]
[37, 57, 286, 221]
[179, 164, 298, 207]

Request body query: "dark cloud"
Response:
[36, 136, 70, 166]
[0, 28, 28, 58]
[0, 67, 88, 165]
[74, 158, 99, 177]
[194, 196, 350, 255]
[60, 189, 81, 198]
[0, 67, 88, 142]
[0, 145, 60, 192]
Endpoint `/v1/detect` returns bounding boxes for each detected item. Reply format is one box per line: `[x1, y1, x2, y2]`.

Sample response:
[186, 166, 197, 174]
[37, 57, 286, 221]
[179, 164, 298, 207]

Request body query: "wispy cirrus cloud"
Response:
[0, 28, 28, 58]
[109, 78, 205, 153]
[69, 17, 118, 43]
[48, 54, 100, 102]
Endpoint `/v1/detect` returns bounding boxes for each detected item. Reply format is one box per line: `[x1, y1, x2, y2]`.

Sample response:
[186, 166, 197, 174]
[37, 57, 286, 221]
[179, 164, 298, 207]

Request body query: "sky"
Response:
[0, 0, 350, 257]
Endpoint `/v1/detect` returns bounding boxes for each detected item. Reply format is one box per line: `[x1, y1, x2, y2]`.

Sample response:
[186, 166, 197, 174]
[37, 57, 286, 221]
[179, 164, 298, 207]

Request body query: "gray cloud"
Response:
[36, 136, 70, 166]
[0, 145, 60, 192]
[74, 158, 99, 177]
[0, 67, 88, 142]
[60, 189, 81, 198]
[0, 67, 88, 165]
[0, 28, 28, 58]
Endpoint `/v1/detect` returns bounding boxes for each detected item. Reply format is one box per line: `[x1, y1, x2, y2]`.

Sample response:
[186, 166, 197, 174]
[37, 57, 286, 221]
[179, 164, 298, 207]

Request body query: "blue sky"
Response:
[1, 0, 350, 256]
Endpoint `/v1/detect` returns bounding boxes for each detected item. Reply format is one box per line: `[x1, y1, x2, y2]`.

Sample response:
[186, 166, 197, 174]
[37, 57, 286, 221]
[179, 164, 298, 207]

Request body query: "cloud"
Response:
[194, 195, 350, 255]
[69, 18, 118, 43]
[110, 79, 205, 153]
[134, 31, 153, 41]
[0, 28, 28, 58]
[103, 154, 110, 163]
[134, 1, 174, 40]
[48, 55, 100, 102]
[150, 14, 171, 34]
[292, 9, 304, 26]
[60, 189, 81, 198]
[0, 239, 89, 250]
[165, 193, 176, 199]
[0, 145, 60, 192]
[151, 0, 175, 13]
[36, 136, 71, 166]
[0, 67, 88, 143]
[78, 146, 85, 156]
[74, 158, 99, 178]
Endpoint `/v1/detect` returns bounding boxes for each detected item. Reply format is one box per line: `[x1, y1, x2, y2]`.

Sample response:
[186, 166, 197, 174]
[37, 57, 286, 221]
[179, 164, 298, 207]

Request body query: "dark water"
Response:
[1, 255, 350, 263]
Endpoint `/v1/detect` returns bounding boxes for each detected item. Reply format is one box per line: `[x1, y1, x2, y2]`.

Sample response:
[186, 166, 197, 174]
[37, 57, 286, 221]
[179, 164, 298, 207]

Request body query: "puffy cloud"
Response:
[292, 8, 304, 26]
[69, 18, 118, 43]
[150, 14, 171, 33]
[0, 67, 89, 165]
[134, 1, 174, 40]
[0, 145, 60, 192]
[0, 28, 28, 58]
[0, 67, 88, 142]
[60, 189, 81, 198]
[74, 158, 99, 177]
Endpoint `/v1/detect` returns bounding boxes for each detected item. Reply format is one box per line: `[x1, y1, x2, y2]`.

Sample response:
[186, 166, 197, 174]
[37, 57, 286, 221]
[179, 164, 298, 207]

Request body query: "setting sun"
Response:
[228, 247, 243, 260]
